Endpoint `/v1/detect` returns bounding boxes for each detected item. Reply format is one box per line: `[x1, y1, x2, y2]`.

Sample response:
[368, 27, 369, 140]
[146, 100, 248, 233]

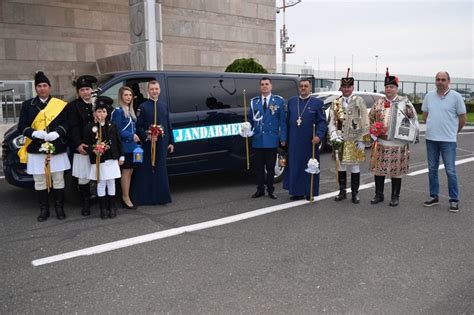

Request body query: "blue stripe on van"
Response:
[173, 123, 242, 143]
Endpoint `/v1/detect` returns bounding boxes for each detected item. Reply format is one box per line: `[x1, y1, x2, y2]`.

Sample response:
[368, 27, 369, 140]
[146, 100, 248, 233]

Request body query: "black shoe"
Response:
[252, 191, 265, 198]
[334, 191, 347, 201]
[449, 201, 459, 213]
[99, 197, 108, 219]
[389, 178, 401, 207]
[351, 172, 360, 204]
[371, 176, 385, 204]
[290, 195, 304, 201]
[268, 193, 277, 200]
[37, 190, 50, 222]
[79, 184, 91, 216]
[351, 194, 360, 204]
[423, 196, 439, 207]
[370, 195, 384, 204]
[305, 196, 312, 201]
[108, 196, 117, 218]
[53, 189, 66, 220]
[335, 171, 347, 201]
[121, 199, 137, 210]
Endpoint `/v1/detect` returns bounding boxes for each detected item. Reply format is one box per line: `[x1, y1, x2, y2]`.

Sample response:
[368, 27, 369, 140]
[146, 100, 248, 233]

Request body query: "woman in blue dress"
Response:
[111, 86, 141, 209]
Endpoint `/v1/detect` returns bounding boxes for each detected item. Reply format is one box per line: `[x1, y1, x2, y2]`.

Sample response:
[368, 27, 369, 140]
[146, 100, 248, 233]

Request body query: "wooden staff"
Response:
[310, 124, 316, 204]
[96, 124, 101, 181]
[151, 99, 157, 168]
[243, 89, 250, 170]
[43, 111, 52, 192]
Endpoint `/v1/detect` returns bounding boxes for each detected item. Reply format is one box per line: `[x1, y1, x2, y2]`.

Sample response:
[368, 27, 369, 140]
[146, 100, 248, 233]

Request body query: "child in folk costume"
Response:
[84, 96, 124, 219]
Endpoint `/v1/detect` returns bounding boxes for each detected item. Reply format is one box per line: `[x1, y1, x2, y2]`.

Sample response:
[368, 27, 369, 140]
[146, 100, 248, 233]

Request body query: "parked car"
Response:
[311, 91, 384, 151]
[2, 71, 299, 191]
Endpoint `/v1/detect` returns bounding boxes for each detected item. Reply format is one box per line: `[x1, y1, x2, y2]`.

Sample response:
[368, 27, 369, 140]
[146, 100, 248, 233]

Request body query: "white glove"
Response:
[44, 131, 60, 142]
[357, 141, 366, 150]
[370, 134, 378, 141]
[239, 122, 253, 138]
[32, 130, 47, 140]
[305, 158, 320, 175]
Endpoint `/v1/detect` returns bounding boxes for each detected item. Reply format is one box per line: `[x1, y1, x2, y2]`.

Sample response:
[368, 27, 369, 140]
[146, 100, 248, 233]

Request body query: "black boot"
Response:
[370, 176, 385, 204]
[79, 184, 91, 216]
[108, 195, 117, 218]
[37, 190, 50, 222]
[334, 171, 347, 201]
[351, 172, 360, 204]
[53, 188, 66, 220]
[389, 178, 402, 207]
[99, 197, 108, 219]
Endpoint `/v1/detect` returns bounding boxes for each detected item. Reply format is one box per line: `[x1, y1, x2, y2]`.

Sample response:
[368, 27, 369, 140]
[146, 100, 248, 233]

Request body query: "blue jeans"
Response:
[426, 140, 458, 201]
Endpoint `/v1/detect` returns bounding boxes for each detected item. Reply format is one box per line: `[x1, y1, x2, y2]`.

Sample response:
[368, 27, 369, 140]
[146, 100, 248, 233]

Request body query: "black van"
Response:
[2, 71, 299, 189]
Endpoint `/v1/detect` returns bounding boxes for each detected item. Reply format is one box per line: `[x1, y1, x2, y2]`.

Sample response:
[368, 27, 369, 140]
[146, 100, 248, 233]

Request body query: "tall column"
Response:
[129, 0, 163, 71]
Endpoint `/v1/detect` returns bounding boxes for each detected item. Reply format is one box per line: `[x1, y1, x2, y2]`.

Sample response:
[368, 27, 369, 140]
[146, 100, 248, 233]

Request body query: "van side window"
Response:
[235, 78, 298, 103]
[167, 77, 237, 113]
[100, 81, 124, 106]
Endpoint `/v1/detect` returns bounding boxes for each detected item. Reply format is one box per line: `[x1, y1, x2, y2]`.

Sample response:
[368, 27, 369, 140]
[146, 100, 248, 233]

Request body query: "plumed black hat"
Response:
[340, 68, 354, 87]
[384, 68, 399, 87]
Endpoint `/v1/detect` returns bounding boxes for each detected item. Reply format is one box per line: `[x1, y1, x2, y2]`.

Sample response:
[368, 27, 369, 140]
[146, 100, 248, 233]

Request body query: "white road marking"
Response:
[31, 156, 474, 267]
[407, 156, 474, 176]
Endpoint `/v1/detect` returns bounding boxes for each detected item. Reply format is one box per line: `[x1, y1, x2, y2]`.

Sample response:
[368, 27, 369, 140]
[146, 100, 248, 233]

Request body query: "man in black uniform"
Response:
[67, 75, 97, 216]
[17, 72, 70, 222]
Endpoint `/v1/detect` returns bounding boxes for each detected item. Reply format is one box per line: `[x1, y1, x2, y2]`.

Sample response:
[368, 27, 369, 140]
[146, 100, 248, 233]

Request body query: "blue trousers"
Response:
[426, 140, 459, 201]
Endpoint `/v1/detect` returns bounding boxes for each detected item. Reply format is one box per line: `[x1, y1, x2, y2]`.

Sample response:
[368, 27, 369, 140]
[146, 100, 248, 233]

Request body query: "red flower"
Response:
[93, 141, 110, 156]
[370, 122, 387, 137]
[384, 101, 391, 108]
[148, 124, 164, 138]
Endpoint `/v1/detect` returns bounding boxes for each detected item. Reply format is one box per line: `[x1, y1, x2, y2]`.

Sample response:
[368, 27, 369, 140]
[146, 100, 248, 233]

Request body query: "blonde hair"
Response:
[118, 86, 136, 120]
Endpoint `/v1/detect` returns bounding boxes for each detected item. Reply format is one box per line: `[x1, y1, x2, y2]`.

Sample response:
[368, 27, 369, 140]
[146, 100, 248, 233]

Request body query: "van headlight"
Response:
[13, 135, 26, 149]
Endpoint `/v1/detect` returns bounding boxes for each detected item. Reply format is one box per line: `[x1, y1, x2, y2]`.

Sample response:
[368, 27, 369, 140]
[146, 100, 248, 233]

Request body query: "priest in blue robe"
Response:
[131, 80, 174, 205]
[283, 79, 327, 200]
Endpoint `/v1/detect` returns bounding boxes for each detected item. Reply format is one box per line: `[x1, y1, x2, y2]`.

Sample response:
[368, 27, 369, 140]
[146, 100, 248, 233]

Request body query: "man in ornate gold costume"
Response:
[328, 69, 369, 203]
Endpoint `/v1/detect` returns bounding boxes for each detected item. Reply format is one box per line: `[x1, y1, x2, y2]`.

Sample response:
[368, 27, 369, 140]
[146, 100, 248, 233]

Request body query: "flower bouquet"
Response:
[39, 142, 56, 192]
[148, 124, 164, 167]
[93, 140, 110, 181]
[369, 121, 387, 140]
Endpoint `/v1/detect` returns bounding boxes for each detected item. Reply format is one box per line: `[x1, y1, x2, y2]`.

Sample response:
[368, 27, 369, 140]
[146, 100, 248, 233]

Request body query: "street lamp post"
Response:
[278, 0, 301, 73]
[374, 55, 379, 92]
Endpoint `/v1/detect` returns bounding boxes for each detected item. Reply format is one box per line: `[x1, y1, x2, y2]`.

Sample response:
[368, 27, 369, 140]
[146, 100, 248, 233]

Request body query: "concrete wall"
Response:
[161, 0, 276, 72]
[0, 0, 131, 96]
[0, 0, 276, 97]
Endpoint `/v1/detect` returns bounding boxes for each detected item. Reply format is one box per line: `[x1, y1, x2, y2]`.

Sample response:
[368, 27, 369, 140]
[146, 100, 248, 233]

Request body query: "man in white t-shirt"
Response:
[421, 71, 467, 213]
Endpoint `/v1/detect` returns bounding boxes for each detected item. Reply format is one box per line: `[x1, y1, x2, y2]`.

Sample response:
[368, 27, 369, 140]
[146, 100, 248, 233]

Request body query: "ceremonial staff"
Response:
[243, 89, 250, 170]
[310, 123, 316, 204]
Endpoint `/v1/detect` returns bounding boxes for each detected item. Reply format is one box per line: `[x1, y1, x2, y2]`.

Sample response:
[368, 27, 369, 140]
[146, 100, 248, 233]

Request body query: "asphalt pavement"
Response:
[1, 131, 473, 314]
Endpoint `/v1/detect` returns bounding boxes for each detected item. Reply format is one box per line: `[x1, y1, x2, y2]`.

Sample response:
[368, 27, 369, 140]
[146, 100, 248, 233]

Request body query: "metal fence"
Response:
[309, 78, 474, 104]
[0, 88, 20, 123]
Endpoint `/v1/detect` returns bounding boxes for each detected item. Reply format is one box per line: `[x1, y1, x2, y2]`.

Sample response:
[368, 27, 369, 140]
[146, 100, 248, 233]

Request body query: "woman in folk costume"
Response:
[111, 86, 140, 210]
[369, 68, 418, 206]
[84, 96, 124, 219]
[328, 68, 370, 203]
[17, 71, 70, 222]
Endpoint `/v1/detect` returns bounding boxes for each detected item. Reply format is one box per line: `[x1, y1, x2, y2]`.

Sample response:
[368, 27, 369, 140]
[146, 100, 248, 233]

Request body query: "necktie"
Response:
[263, 98, 267, 113]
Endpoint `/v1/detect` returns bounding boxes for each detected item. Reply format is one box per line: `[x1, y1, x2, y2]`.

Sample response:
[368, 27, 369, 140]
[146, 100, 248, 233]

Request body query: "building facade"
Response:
[0, 0, 276, 97]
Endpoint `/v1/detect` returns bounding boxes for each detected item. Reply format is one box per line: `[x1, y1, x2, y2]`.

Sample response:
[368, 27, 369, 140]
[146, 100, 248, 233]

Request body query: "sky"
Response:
[275, 0, 473, 79]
